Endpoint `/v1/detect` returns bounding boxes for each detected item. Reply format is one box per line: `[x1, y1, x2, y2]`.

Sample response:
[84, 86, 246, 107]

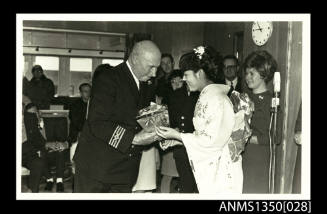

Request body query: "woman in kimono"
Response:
[156, 46, 253, 193]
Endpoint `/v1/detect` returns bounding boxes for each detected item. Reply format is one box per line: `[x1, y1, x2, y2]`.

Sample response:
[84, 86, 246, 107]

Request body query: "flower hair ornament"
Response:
[193, 46, 206, 59]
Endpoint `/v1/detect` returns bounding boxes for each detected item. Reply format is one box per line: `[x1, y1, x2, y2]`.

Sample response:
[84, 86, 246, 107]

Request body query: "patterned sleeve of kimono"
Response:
[180, 90, 235, 161]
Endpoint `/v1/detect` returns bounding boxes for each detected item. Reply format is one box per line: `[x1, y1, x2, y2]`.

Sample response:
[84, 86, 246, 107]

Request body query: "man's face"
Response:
[223, 58, 238, 81]
[170, 76, 183, 91]
[161, 57, 174, 74]
[80, 86, 91, 100]
[136, 53, 161, 82]
[32, 69, 43, 80]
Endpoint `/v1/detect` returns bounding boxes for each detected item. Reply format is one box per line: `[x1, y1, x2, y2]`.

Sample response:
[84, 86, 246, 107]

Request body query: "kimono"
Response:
[180, 84, 252, 194]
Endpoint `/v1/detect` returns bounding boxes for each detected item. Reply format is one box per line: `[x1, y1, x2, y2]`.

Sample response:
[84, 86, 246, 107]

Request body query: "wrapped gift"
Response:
[136, 102, 170, 132]
[133, 102, 169, 145]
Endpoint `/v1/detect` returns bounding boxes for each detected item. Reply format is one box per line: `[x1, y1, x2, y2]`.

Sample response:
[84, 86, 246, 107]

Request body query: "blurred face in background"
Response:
[80, 85, 91, 101]
[32, 69, 43, 80]
[161, 56, 174, 75]
[170, 76, 184, 91]
[223, 58, 238, 81]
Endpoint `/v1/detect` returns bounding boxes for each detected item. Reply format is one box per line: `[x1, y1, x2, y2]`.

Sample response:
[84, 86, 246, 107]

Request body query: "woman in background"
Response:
[242, 50, 277, 193]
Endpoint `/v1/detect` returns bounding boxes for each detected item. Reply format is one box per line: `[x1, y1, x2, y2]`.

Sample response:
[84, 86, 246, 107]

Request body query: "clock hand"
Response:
[256, 22, 263, 32]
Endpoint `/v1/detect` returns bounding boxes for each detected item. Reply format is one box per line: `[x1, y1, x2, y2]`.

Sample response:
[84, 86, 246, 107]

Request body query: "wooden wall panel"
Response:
[67, 33, 100, 50]
[31, 31, 66, 48]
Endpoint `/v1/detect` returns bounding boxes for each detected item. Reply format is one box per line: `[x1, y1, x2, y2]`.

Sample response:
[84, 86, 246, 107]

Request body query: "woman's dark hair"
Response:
[79, 83, 92, 92]
[243, 50, 277, 83]
[168, 69, 183, 82]
[161, 53, 174, 63]
[179, 46, 222, 83]
[24, 102, 37, 112]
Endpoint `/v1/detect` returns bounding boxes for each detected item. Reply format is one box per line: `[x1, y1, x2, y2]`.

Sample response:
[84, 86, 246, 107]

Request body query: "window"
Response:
[69, 58, 92, 97]
[102, 58, 124, 67]
[34, 56, 59, 96]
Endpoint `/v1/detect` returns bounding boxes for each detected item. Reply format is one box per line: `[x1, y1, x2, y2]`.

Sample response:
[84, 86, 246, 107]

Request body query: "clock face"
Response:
[252, 22, 273, 46]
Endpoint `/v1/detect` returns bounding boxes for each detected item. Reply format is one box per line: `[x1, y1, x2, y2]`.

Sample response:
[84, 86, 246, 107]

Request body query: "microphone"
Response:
[272, 72, 281, 108]
[273, 72, 281, 93]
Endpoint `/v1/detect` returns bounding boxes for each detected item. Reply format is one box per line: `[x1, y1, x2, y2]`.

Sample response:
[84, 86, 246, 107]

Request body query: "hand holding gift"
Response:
[133, 102, 170, 145]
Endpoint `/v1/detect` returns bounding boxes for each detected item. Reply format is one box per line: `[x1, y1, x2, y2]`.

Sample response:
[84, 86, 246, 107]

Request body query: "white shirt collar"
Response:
[225, 78, 238, 87]
[126, 60, 140, 90]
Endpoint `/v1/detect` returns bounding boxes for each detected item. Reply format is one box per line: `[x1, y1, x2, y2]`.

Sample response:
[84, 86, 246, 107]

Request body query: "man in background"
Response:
[26, 65, 55, 110]
[67, 83, 91, 168]
[219, 55, 243, 96]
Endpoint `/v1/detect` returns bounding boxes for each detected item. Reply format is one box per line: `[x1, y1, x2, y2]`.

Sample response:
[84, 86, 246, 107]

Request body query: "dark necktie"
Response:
[227, 81, 234, 97]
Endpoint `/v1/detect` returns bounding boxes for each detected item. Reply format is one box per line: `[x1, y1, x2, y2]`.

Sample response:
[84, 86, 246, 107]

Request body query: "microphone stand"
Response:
[269, 91, 280, 194]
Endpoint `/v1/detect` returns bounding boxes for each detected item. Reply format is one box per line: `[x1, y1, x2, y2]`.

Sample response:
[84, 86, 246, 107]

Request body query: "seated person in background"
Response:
[67, 83, 91, 165]
[166, 69, 200, 193]
[26, 65, 55, 110]
[218, 55, 243, 96]
[22, 102, 48, 193]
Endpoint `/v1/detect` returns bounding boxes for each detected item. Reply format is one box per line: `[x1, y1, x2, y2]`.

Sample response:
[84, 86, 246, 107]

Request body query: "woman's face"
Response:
[183, 70, 200, 91]
[170, 76, 184, 91]
[245, 67, 265, 90]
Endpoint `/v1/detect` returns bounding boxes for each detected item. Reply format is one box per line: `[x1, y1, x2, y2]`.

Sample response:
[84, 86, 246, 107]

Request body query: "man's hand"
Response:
[57, 141, 69, 152]
[132, 129, 162, 146]
[249, 136, 258, 144]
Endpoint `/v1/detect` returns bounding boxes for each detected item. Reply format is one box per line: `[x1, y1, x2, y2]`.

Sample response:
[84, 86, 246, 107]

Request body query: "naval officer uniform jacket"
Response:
[73, 62, 150, 187]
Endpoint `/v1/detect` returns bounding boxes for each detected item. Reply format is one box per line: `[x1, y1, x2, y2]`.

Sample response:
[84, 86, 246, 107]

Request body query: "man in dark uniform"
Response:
[218, 55, 243, 97]
[168, 80, 199, 193]
[73, 40, 162, 193]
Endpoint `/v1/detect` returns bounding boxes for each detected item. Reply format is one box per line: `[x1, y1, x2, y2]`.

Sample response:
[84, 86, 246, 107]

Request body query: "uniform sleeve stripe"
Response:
[113, 128, 126, 148]
[112, 126, 124, 147]
[108, 126, 122, 146]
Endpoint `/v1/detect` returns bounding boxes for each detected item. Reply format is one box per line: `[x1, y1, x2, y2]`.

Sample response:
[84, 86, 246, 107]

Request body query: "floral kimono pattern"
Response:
[180, 84, 253, 194]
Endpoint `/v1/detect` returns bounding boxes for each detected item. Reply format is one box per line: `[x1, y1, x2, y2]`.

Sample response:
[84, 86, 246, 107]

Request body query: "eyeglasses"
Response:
[223, 65, 238, 70]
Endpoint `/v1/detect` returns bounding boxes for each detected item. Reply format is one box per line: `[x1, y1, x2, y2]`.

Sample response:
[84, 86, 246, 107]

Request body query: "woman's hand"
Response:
[155, 126, 182, 141]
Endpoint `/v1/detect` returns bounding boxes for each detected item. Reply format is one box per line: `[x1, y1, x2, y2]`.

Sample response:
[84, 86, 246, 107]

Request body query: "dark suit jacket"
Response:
[23, 112, 46, 161]
[167, 84, 199, 158]
[73, 62, 149, 184]
[216, 77, 243, 96]
[67, 98, 88, 146]
[27, 75, 55, 110]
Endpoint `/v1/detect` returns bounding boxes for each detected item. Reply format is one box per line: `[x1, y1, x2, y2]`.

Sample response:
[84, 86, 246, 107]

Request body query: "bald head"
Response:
[128, 40, 161, 82]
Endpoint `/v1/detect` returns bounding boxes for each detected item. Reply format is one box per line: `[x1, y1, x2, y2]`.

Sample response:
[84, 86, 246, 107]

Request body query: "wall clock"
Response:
[252, 21, 273, 46]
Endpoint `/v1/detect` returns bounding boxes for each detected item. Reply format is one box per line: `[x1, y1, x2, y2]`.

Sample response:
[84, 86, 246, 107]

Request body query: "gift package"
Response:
[136, 102, 170, 132]
[134, 102, 170, 145]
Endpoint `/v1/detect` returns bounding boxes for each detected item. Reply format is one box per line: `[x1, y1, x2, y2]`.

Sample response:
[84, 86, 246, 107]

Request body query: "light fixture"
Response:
[35, 46, 39, 51]
[99, 50, 103, 55]
[68, 49, 72, 53]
